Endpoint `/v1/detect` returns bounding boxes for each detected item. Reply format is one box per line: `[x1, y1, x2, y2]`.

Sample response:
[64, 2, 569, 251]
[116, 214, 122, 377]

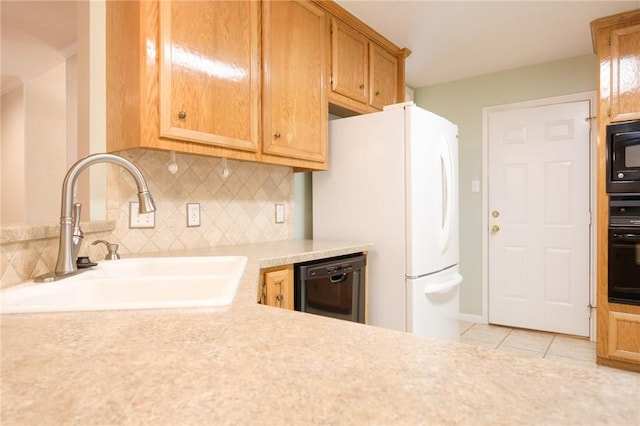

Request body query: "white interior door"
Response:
[488, 100, 591, 336]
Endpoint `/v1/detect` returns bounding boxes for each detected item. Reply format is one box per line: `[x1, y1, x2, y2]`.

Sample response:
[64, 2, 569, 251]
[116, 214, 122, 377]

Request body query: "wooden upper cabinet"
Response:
[592, 10, 640, 123]
[106, 0, 407, 169]
[262, 0, 328, 167]
[107, 0, 261, 162]
[158, 1, 260, 151]
[331, 18, 369, 104]
[609, 23, 640, 122]
[369, 42, 398, 110]
[323, 8, 409, 116]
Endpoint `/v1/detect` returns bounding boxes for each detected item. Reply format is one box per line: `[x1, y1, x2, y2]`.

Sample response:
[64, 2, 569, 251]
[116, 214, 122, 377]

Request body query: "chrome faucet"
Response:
[35, 153, 155, 282]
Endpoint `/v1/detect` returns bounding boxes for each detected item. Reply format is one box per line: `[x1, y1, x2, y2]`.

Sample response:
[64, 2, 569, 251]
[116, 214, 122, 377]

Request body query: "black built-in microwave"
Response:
[606, 120, 640, 193]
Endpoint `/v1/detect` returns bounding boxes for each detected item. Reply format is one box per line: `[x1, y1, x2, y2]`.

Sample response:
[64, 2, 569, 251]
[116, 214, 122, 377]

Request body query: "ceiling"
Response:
[1, 1, 77, 92]
[1, 1, 639, 92]
[335, 0, 640, 87]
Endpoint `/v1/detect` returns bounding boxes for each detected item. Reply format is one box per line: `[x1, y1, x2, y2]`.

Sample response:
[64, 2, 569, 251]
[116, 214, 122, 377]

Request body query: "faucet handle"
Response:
[92, 240, 121, 260]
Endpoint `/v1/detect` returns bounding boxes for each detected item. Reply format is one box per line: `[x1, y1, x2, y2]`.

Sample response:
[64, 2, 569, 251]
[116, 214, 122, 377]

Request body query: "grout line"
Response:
[459, 322, 475, 337]
[459, 322, 599, 367]
[495, 328, 513, 349]
[542, 335, 555, 359]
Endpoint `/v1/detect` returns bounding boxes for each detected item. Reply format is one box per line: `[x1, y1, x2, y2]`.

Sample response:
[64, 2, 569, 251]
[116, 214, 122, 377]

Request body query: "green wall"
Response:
[414, 54, 598, 317]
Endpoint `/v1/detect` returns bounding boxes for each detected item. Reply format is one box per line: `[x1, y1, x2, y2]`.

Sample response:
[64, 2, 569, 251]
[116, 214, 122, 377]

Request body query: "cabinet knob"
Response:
[275, 294, 284, 302]
[178, 111, 187, 119]
[491, 225, 500, 233]
[375, 91, 381, 96]
[274, 132, 281, 139]
[359, 83, 365, 89]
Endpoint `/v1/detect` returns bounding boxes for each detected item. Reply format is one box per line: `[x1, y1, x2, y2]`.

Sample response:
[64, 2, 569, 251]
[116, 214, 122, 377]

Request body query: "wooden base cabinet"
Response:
[591, 9, 640, 372]
[607, 311, 640, 364]
[259, 265, 294, 310]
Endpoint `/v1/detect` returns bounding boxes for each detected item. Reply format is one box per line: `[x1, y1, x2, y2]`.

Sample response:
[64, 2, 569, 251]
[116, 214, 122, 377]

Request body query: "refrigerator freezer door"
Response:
[406, 265, 462, 342]
[405, 106, 459, 276]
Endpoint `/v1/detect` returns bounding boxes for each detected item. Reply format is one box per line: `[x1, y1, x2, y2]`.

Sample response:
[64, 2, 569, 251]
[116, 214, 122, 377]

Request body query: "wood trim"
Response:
[595, 31, 609, 358]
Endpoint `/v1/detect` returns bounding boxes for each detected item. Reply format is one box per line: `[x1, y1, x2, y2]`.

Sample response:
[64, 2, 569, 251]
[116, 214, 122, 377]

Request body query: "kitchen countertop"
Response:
[1, 240, 639, 425]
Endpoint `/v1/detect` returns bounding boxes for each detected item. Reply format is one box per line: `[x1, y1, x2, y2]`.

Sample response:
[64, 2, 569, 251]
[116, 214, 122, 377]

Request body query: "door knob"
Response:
[491, 225, 500, 233]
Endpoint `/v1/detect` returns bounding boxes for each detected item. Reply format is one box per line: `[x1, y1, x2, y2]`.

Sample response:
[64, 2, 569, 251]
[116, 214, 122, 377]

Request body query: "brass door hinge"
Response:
[259, 282, 266, 304]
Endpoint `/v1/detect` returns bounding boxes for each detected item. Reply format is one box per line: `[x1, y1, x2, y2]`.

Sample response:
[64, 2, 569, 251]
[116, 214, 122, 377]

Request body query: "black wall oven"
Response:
[608, 196, 640, 306]
[606, 120, 640, 193]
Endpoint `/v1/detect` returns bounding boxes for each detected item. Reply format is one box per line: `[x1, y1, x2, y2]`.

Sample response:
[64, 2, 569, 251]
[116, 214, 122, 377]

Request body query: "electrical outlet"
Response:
[275, 204, 285, 224]
[187, 203, 201, 227]
[129, 201, 155, 228]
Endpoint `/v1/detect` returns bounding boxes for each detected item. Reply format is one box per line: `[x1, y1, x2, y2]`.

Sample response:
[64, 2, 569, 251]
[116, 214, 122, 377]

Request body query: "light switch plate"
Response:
[275, 204, 285, 223]
[129, 201, 155, 228]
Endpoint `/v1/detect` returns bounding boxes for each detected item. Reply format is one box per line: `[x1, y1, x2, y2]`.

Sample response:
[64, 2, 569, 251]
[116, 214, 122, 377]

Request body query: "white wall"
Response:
[1, 86, 26, 223]
[24, 63, 69, 223]
[1, 63, 70, 224]
[0, 0, 106, 225]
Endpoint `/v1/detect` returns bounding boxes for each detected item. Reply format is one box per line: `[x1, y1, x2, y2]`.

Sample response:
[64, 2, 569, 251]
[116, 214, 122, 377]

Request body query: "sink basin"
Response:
[0, 256, 247, 314]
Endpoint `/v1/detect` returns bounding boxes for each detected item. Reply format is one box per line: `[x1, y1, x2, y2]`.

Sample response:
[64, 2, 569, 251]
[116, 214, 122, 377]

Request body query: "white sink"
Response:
[0, 256, 247, 314]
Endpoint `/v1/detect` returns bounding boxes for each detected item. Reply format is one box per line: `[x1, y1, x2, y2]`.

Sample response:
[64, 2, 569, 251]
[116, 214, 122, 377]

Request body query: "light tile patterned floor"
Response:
[459, 322, 639, 378]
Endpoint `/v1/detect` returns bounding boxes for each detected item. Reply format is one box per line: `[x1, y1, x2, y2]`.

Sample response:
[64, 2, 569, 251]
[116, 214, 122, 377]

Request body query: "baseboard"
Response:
[458, 313, 483, 324]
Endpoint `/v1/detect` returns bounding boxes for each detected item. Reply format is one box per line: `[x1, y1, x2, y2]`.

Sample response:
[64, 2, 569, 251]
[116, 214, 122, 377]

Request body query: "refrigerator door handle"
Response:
[439, 135, 454, 253]
[423, 273, 463, 294]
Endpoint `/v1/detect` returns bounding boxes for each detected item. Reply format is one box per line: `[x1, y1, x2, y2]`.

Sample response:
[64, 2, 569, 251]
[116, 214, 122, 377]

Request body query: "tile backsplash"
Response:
[1, 149, 294, 288]
[109, 150, 294, 253]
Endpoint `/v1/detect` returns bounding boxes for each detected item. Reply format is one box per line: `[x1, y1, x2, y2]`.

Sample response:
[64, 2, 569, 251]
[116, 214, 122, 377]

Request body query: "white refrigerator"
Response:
[313, 102, 462, 341]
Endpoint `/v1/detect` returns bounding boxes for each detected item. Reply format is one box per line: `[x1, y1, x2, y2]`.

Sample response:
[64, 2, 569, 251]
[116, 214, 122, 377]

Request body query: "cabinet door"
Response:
[262, 0, 328, 164]
[607, 311, 640, 363]
[369, 43, 398, 110]
[330, 18, 369, 104]
[261, 266, 294, 310]
[158, 1, 260, 151]
[610, 23, 640, 122]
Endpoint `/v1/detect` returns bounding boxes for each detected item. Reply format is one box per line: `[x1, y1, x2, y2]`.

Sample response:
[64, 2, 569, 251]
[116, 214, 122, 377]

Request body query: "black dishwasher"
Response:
[294, 253, 366, 324]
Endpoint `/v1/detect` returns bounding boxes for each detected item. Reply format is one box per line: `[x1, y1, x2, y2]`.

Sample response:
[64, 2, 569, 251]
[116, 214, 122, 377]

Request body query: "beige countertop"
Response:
[1, 240, 639, 425]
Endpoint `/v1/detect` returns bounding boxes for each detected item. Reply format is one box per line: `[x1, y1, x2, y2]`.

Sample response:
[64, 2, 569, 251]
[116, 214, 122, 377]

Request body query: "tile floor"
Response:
[459, 321, 639, 378]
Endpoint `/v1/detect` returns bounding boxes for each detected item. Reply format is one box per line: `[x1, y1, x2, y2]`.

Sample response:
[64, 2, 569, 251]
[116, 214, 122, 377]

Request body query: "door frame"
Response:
[481, 91, 597, 341]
